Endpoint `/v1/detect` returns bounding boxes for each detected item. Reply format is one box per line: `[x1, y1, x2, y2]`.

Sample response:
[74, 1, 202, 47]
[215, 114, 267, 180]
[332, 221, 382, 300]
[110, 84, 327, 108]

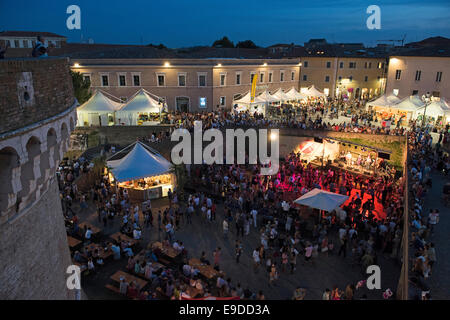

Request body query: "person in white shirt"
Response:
[253, 248, 260, 272]
[133, 228, 141, 240]
[251, 209, 258, 228]
[223, 219, 229, 238]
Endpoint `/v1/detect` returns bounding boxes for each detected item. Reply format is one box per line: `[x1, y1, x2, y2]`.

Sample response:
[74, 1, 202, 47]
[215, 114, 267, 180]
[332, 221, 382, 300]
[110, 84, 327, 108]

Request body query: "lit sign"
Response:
[199, 97, 207, 108]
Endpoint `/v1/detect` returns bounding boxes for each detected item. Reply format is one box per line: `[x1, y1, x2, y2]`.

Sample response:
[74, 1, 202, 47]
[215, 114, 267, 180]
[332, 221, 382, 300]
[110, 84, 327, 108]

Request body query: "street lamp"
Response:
[421, 92, 431, 127]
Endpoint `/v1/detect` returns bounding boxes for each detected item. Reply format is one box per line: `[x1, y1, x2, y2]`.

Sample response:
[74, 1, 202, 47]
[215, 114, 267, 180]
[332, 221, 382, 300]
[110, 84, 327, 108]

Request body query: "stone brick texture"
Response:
[0, 57, 74, 135]
[0, 181, 74, 299]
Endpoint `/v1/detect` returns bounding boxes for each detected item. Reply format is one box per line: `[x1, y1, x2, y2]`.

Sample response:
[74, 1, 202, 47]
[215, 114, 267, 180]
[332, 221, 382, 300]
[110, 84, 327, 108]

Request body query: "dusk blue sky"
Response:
[1, 0, 449, 47]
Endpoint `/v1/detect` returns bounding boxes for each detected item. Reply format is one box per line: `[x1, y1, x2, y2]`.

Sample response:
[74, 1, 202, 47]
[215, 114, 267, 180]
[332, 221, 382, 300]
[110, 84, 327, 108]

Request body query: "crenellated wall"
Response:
[0, 57, 77, 299]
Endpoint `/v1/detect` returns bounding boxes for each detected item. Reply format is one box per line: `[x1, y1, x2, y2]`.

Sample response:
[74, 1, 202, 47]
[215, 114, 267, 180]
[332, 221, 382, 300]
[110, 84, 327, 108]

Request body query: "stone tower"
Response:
[0, 57, 77, 299]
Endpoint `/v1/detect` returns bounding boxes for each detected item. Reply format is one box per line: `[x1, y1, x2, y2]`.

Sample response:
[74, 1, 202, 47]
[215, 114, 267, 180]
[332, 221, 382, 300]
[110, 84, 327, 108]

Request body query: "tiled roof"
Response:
[0, 30, 66, 38]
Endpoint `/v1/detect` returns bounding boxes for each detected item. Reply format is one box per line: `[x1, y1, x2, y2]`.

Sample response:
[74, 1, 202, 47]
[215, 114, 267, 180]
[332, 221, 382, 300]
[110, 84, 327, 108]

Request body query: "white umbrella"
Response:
[293, 188, 349, 212]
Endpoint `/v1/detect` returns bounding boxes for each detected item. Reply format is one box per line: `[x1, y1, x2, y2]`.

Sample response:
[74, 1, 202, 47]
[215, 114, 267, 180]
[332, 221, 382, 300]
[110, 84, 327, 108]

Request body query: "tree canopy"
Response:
[71, 71, 92, 104]
[236, 40, 258, 49]
[212, 36, 234, 48]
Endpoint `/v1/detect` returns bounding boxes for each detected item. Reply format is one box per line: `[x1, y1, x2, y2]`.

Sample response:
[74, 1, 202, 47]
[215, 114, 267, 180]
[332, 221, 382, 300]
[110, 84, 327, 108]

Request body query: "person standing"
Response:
[235, 240, 242, 264]
[223, 218, 229, 239]
[253, 247, 261, 273]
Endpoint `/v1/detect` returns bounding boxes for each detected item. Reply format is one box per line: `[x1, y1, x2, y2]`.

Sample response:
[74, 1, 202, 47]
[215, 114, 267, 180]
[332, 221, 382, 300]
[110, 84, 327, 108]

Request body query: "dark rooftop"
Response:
[0, 30, 66, 38]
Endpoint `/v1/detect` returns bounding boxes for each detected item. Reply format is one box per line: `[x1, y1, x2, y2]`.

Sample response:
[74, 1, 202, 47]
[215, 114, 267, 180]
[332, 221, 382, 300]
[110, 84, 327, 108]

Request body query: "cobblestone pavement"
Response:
[75, 195, 401, 300]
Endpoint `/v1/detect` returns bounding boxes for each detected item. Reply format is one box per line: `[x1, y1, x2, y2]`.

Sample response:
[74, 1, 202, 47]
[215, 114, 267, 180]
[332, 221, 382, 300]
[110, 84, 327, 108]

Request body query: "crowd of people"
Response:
[184, 144, 406, 299]
[55, 99, 450, 300]
[407, 126, 449, 300]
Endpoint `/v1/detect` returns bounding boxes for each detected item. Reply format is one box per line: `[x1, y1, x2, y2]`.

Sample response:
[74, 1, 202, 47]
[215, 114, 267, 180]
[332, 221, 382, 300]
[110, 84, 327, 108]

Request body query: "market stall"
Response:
[272, 88, 291, 102]
[76, 90, 123, 127]
[116, 89, 165, 126]
[232, 91, 266, 116]
[285, 87, 307, 102]
[303, 85, 326, 98]
[106, 141, 175, 200]
[366, 94, 402, 123]
[390, 95, 425, 124]
[415, 98, 450, 127]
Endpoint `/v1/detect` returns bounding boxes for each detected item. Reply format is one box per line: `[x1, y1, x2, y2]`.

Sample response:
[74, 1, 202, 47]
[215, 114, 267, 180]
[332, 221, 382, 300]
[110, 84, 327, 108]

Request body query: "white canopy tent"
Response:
[272, 88, 291, 102]
[294, 188, 349, 212]
[389, 95, 424, 121]
[107, 141, 172, 182]
[76, 90, 123, 126]
[416, 99, 450, 120]
[232, 91, 266, 115]
[285, 87, 306, 101]
[257, 89, 280, 103]
[368, 94, 401, 108]
[117, 89, 164, 125]
[304, 85, 326, 98]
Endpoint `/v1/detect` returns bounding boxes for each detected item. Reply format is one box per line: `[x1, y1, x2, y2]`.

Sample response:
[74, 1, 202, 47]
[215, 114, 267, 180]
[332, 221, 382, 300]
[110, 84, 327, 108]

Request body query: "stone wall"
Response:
[0, 57, 74, 135]
[0, 181, 74, 299]
[0, 57, 77, 299]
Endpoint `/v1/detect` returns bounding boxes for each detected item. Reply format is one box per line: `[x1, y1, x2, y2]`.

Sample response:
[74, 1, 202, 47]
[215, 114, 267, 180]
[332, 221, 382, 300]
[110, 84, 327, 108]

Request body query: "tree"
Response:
[71, 71, 92, 104]
[212, 36, 234, 48]
[147, 43, 167, 49]
[236, 40, 258, 49]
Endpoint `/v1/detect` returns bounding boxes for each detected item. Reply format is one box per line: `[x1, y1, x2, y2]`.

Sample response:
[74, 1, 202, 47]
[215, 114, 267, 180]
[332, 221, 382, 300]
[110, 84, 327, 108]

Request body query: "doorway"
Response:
[176, 97, 190, 112]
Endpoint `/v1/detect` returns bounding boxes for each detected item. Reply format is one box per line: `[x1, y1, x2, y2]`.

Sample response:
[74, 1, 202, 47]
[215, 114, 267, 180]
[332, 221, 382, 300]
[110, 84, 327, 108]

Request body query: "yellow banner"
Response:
[250, 74, 257, 102]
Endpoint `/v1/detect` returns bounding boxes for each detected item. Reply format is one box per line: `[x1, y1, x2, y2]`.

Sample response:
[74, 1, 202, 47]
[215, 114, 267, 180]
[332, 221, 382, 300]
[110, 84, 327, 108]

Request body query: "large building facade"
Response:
[299, 55, 387, 100]
[71, 58, 301, 112]
[385, 52, 450, 99]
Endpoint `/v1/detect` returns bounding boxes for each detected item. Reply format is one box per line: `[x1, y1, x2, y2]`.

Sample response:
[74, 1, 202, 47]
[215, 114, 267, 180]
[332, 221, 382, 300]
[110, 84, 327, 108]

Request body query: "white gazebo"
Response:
[76, 90, 123, 126]
[294, 188, 349, 212]
[107, 141, 175, 199]
[285, 87, 306, 101]
[416, 99, 450, 122]
[368, 94, 401, 108]
[304, 85, 326, 98]
[232, 91, 266, 115]
[391, 95, 425, 121]
[272, 88, 291, 102]
[257, 89, 280, 103]
[117, 89, 164, 125]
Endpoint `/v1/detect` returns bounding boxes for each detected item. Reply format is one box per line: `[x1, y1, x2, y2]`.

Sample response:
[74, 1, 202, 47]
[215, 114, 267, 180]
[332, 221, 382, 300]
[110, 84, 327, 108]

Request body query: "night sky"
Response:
[1, 0, 449, 48]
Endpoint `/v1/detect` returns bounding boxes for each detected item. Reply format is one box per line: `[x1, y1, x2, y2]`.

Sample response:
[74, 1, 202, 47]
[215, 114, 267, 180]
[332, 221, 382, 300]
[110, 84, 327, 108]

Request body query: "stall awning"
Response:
[285, 87, 306, 100]
[294, 188, 349, 212]
[107, 141, 172, 182]
[257, 89, 280, 103]
[77, 90, 123, 112]
[120, 89, 162, 113]
[393, 95, 425, 112]
[417, 99, 450, 118]
[272, 88, 290, 101]
[233, 91, 265, 105]
[304, 85, 326, 98]
[368, 94, 401, 108]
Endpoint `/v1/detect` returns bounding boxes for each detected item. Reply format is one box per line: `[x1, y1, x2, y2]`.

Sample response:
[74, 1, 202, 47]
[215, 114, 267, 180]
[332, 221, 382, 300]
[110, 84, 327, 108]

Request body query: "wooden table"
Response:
[189, 258, 220, 280]
[83, 243, 113, 260]
[151, 242, 180, 260]
[67, 236, 82, 249]
[79, 222, 101, 235]
[110, 232, 139, 246]
[110, 270, 148, 289]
